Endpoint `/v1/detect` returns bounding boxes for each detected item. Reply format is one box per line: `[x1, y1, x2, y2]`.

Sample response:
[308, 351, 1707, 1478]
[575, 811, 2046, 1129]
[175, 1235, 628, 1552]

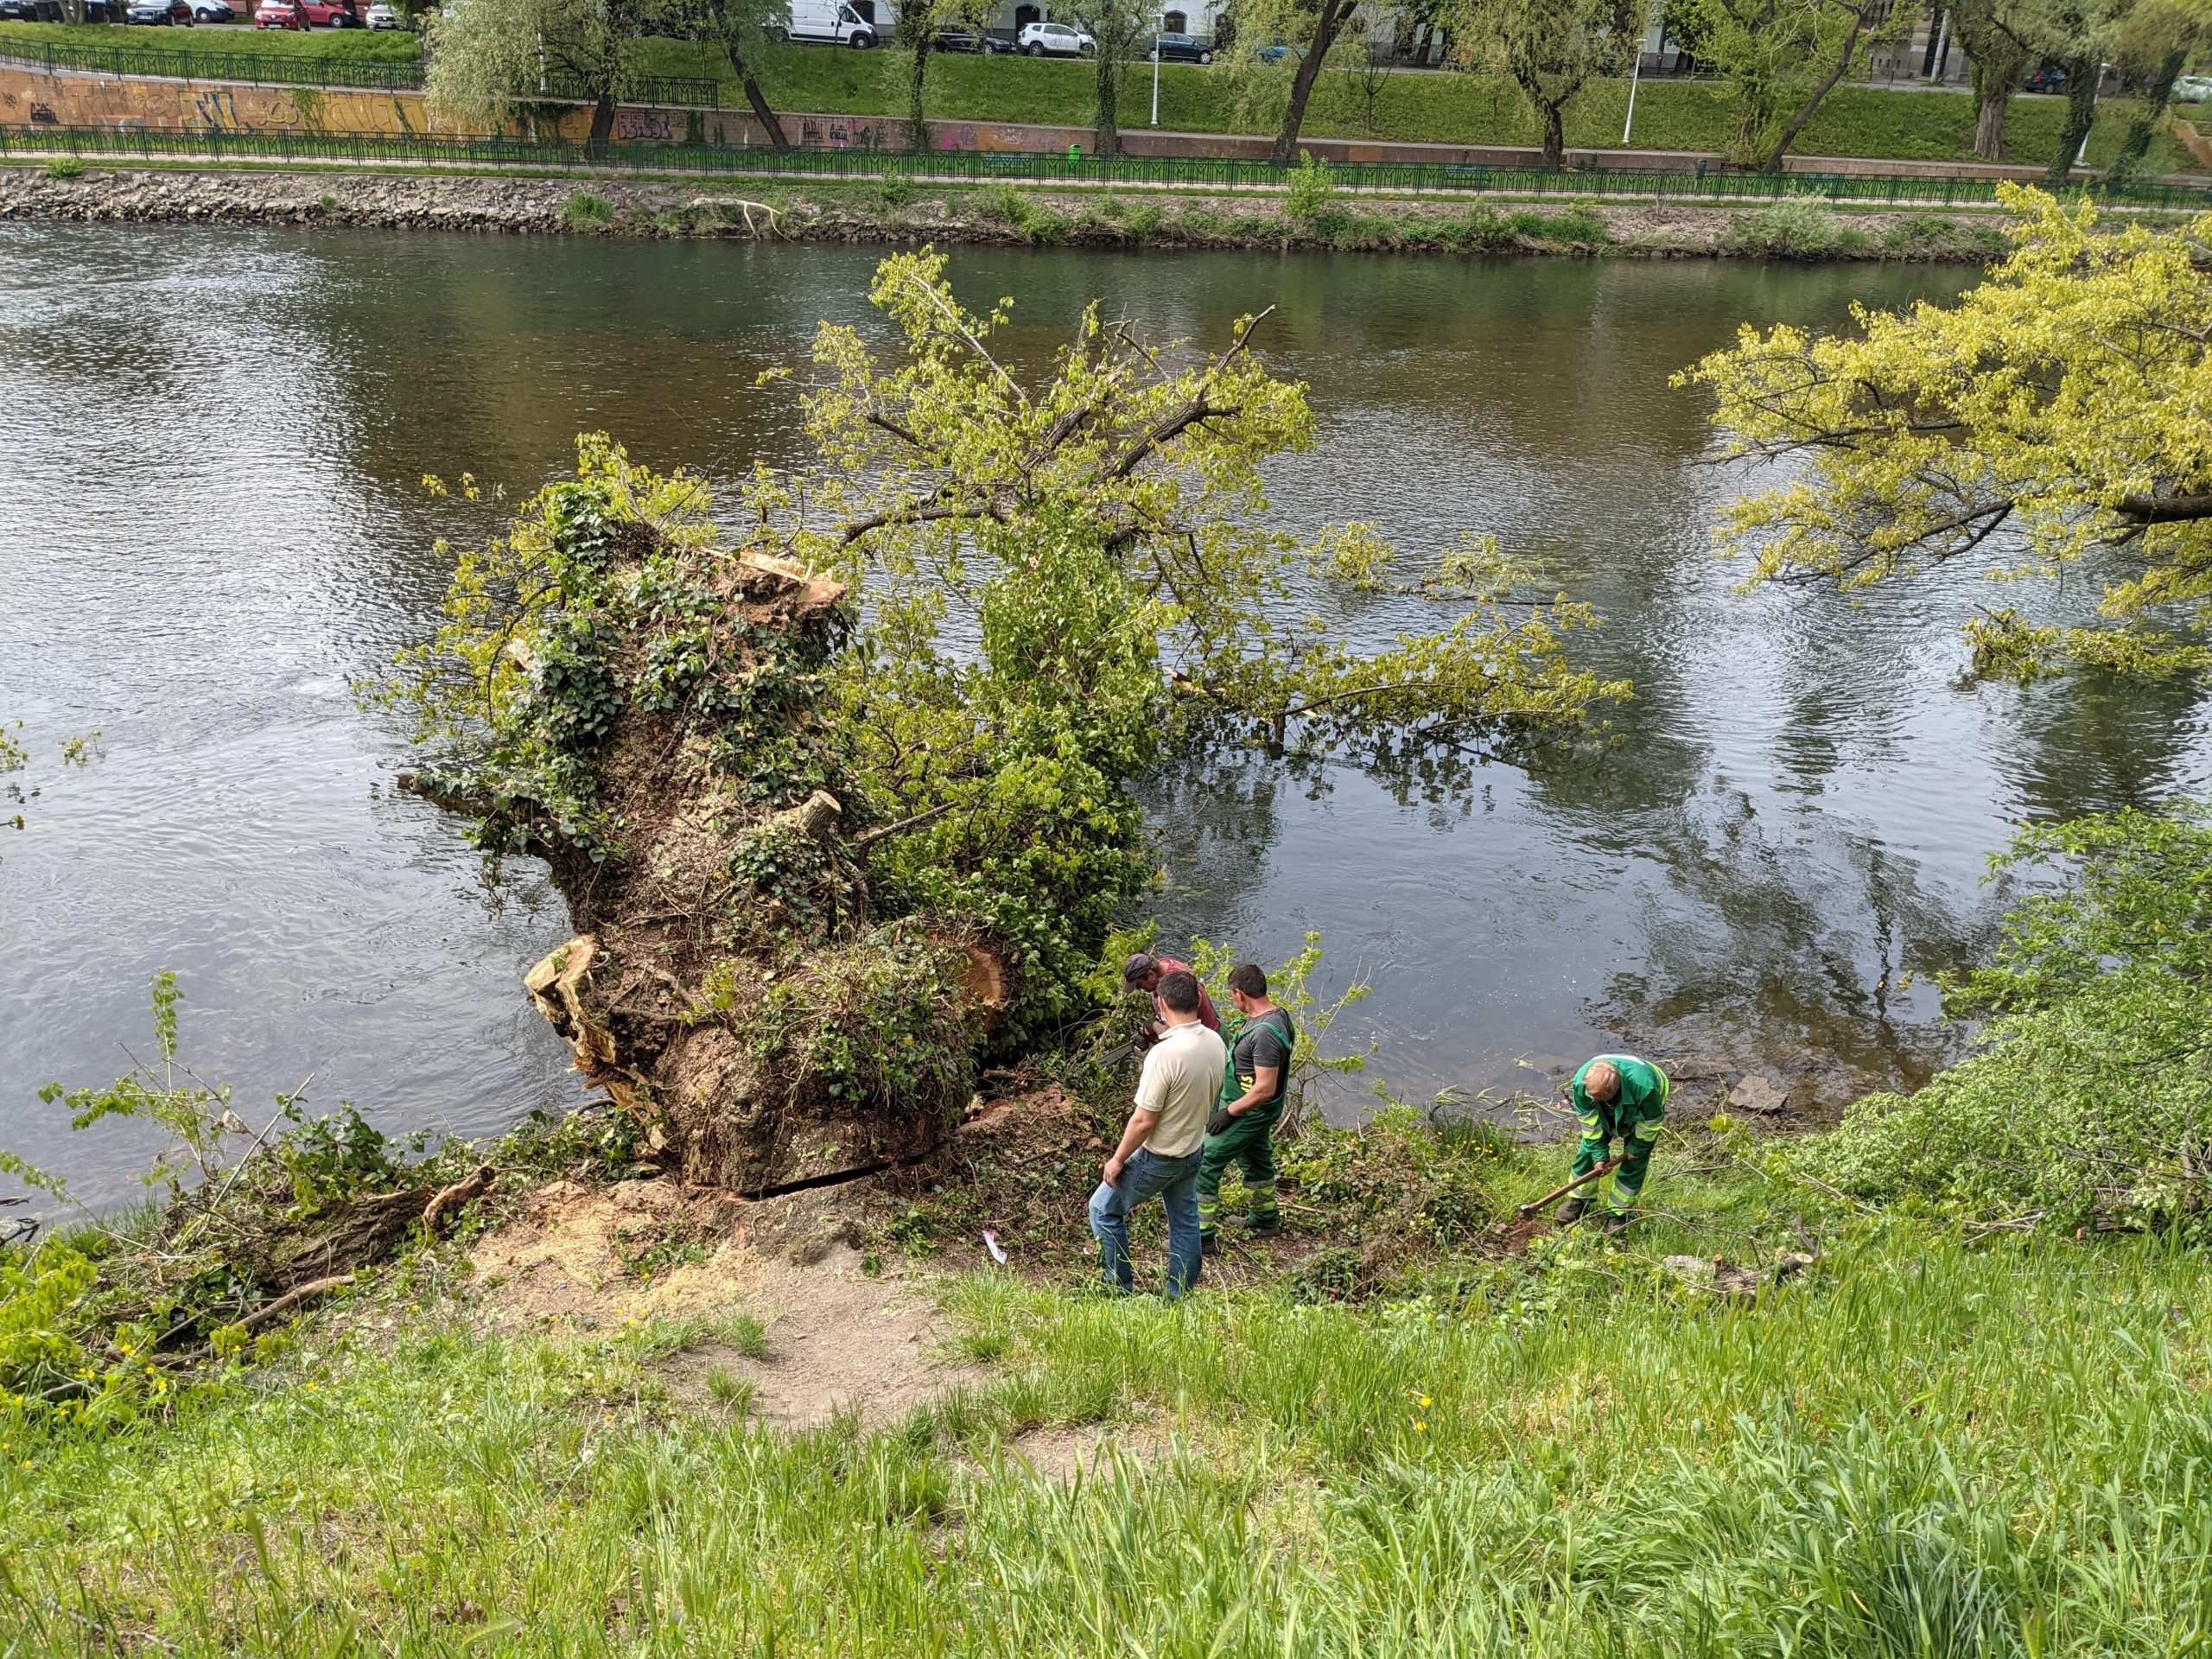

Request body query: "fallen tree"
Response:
[383, 251, 1627, 1193]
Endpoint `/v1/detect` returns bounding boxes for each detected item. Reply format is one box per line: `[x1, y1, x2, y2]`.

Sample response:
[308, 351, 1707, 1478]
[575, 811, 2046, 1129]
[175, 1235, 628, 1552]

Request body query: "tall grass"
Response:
[3, 1215, 2209, 1654]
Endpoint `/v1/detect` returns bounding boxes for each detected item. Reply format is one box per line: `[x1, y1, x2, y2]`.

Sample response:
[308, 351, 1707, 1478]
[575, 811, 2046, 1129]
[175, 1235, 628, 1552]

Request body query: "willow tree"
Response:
[1944, 0, 2034, 162]
[653, 0, 794, 151]
[1451, 0, 1645, 168]
[1680, 188, 2212, 679]
[1677, 0, 1906, 168]
[424, 0, 642, 155]
[387, 251, 1624, 1189]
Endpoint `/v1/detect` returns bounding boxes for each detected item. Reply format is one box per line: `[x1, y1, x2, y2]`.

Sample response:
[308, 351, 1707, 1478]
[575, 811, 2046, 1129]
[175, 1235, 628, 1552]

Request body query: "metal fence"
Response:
[3, 120, 2208, 208]
[0, 39, 720, 106]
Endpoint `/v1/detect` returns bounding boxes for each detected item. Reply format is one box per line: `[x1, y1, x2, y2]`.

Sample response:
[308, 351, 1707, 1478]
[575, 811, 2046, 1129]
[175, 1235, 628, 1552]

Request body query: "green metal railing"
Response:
[0, 39, 720, 106]
[0, 36, 428, 90]
[3, 121, 2207, 208]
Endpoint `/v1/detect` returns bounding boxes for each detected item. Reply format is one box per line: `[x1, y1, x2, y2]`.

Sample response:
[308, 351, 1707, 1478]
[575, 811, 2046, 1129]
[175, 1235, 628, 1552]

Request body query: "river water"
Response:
[5, 225, 2209, 1210]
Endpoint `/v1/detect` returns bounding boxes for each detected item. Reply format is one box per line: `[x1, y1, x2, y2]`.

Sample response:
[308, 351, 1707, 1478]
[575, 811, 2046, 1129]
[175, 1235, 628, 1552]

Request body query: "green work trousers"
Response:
[1570, 1098, 1665, 1217]
[1198, 1107, 1280, 1237]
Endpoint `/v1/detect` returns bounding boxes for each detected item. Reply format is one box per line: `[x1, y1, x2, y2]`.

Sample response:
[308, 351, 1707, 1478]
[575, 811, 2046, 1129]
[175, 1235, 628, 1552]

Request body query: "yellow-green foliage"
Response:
[1682, 187, 2212, 677]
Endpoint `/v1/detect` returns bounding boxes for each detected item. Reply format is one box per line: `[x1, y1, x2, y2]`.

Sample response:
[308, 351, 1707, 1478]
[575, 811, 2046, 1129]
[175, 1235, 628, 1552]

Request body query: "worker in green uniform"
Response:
[1198, 963, 1296, 1248]
[1558, 1053, 1669, 1235]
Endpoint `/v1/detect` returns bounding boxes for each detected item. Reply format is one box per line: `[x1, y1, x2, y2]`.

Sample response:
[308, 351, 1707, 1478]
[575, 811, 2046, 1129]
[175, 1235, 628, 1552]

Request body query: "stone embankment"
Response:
[0, 163, 2020, 260]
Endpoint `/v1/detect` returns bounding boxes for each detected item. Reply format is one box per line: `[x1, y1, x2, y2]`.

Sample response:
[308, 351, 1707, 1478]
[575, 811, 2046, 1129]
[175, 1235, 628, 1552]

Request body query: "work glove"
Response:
[1207, 1107, 1236, 1137]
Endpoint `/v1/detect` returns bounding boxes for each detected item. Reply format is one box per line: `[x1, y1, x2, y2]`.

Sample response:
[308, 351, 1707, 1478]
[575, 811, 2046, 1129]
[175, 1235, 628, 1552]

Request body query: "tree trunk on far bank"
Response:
[730, 48, 790, 151]
[1972, 77, 2011, 160]
[2119, 50, 2184, 162]
[1539, 99, 1566, 168]
[1760, 9, 1868, 170]
[2044, 59, 2099, 183]
[908, 38, 933, 154]
[1269, 0, 1351, 167]
[1095, 41, 1119, 156]
[587, 92, 617, 159]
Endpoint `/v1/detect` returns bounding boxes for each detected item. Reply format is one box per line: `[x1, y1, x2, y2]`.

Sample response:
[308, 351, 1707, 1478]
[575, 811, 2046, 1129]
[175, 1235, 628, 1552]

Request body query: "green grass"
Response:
[631, 39, 2197, 172]
[4, 1146, 2211, 1653]
[0, 18, 423, 60]
[3, 22, 2194, 171]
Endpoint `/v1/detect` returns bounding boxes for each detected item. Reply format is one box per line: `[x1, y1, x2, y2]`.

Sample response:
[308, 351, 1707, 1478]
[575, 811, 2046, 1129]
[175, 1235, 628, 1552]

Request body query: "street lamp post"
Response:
[1152, 10, 1165, 125]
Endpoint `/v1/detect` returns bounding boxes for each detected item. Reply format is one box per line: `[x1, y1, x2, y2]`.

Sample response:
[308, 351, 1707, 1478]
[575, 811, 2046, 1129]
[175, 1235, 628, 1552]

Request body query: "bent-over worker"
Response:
[1559, 1053, 1670, 1236]
[1123, 951, 1221, 1046]
[1198, 963, 1295, 1247]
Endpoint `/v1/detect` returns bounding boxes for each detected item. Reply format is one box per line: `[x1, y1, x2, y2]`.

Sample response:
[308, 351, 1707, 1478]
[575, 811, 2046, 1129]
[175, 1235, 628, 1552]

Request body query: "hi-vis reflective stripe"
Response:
[1634, 1117, 1663, 1141]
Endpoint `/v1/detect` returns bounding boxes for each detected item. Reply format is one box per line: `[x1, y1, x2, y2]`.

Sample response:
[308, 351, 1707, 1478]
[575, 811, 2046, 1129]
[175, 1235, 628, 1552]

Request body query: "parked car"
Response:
[1150, 29, 1210, 61]
[1017, 19, 1092, 54]
[365, 1, 405, 25]
[255, 0, 306, 26]
[784, 0, 875, 47]
[298, 0, 360, 22]
[930, 25, 1010, 51]
[1256, 41, 1308, 61]
[126, 0, 194, 22]
[192, 0, 244, 18]
[2023, 65, 2066, 93]
[0, 0, 64, 18]
[2175, 73, 2212, 102]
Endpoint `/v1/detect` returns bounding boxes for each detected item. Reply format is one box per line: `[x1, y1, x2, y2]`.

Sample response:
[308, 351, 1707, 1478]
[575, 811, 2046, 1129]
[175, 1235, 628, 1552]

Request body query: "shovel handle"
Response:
[1517, 1155, 1624, 1218]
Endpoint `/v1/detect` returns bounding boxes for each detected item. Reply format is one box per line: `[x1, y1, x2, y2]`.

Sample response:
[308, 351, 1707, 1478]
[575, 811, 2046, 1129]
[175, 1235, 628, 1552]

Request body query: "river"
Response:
[4, 224, 2209, 1210]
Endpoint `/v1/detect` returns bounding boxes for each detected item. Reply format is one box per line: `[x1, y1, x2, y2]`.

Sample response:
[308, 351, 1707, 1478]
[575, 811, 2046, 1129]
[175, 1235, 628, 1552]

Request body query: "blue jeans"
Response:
[1088, 1146, 1203, 1299]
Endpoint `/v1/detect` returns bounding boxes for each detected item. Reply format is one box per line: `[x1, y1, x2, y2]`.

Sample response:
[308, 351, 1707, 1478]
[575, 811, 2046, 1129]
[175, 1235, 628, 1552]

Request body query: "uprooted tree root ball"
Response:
[378, 255, 1619, 1204]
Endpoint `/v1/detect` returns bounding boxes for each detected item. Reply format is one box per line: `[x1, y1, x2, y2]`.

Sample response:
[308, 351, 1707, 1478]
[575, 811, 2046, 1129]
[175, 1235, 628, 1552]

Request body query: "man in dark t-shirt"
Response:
[1198, 962, 1296, 1245]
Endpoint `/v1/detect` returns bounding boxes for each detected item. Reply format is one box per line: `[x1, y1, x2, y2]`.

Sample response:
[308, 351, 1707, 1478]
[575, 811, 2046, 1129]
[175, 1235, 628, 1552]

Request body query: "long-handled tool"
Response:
[1517, 1155, 1624, 1219]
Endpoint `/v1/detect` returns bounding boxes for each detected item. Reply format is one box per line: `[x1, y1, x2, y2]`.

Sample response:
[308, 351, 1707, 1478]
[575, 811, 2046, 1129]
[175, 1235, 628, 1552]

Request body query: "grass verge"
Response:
[0, 18, 423, 60]
[3, 1135, 2208, 1654]
[3, 23, 2196, 173]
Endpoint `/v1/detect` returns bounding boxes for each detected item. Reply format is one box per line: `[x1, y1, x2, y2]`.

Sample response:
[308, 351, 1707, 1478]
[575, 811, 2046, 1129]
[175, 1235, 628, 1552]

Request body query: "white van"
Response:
[785, 0, 877, 46]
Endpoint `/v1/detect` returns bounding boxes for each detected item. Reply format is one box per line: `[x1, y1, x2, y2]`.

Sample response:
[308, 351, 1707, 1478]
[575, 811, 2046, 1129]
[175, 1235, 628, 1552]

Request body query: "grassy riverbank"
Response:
[3, 1132, 2209, 1654]
[0, 22, 2196, 173]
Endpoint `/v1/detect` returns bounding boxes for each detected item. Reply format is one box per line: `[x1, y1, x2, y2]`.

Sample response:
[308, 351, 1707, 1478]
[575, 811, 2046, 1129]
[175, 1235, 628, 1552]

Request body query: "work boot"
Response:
[1229, 1213, 1282, 1238]
[1199, 1232, 1221, 1255]
[1554, 1196, 1588, 1225]
[1601, 1211, 1631, 1238]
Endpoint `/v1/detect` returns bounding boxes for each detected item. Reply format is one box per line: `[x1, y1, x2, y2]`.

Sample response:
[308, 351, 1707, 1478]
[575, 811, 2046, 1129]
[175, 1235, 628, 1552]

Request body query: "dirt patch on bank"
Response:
[467, 1174, 986, 1428]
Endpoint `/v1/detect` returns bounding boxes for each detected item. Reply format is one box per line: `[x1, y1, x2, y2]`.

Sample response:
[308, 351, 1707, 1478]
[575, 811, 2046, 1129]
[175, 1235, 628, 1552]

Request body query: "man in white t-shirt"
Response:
[1088, 969, 1226, 1298]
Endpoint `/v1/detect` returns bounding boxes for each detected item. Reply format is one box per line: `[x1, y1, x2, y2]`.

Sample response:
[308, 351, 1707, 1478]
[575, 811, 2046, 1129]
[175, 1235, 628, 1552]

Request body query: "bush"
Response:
[42, 157, 83, 181]
[1285, 151, 1337, 220]
[558, 189, 615, 233]
[1797, 804, 2212, 1233]
[1729, 194, 1848, 257]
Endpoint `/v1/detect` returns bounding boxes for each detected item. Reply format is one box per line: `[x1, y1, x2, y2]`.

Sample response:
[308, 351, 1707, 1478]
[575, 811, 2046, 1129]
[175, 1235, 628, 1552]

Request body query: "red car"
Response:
[299, 0, 360, 22]
[253, 0, 303, 23]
